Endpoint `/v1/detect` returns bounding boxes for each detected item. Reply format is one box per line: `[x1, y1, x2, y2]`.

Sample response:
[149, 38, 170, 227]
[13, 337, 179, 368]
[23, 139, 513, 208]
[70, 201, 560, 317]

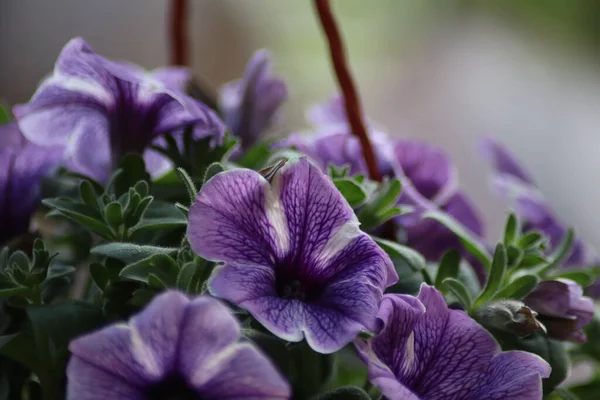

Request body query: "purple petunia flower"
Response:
[14, 37, 224, 182]
[277, 96, 395, 176]
[0, 122, 62, 245]
[356, 284, 551, 400]
[523, 279, 594, 343]
[279, 97, 485, 270]
[186, 157, 397, 354]
[480, 136, 598, 269]
[67, 291, 291, 400]
[220, 49, 287, 150]
[392, 139, 485, 264]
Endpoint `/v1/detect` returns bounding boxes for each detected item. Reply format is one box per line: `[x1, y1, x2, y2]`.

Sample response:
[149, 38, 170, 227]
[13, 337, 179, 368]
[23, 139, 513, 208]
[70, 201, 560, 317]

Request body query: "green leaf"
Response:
[236, 141, 273, 170]
[176, 262, 198, 292]
[91, 243, 178, 264]
[474, 243, 507, 308]
[203, 162, 225, 183]
[503, 212, 519, 245]
[373, 237, 426, 272]
[314, 387, 371, 400]
[328, 164, 350, 178]
[334, 179, 368, 208]
[42, 198, 114, 239]
[147, 273, 168, 289]
[0, 105, 10, 124]
[435, 249, 461, 290]
[423, 210, 492, 270]
[26, 301, 104, 398]
[518, 231, 546, 249]
[128, 201, 187, 235]
[289, 342, 334, 399]
[443, 278, 472, 309]
[506, 245, 523, 268]
[495, 274, 540, 300]
[79, 180, 99, 209]
[536, 229, 575, 276]
[549, 270, 596, 288]
[377, 206, 407, 222]
[114, 154, 150, 197]
[518, 254, 548, 269]
[89, 263, 111, 291]
[176, 167, 198, 205]
[104, 202, 124, 230]
[119, 254, 179, 287]
[0, 332, 39, 374]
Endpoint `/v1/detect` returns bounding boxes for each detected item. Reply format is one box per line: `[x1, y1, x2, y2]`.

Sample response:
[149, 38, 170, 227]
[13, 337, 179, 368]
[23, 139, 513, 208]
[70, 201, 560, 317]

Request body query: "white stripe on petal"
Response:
[265, 173, 289, 257]
[189, 342, 243, 387]
[400, 331, 416, 375]
[129, 325, 162, 378]
[50, 73, 112, 105]
[316, 220, 362, 265]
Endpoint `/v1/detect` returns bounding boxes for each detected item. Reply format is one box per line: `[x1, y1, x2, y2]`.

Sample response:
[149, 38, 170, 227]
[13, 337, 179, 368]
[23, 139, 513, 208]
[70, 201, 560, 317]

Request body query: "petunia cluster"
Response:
[0, 19, 598, 400]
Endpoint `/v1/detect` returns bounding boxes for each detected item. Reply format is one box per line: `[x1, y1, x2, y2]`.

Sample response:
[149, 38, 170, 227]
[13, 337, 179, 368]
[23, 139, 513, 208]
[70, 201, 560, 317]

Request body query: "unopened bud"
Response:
[474, 300, 546, 337]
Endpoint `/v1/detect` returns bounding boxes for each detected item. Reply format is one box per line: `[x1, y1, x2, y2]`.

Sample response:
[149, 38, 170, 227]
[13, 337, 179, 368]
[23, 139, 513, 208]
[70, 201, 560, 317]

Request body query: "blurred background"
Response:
[1, 0, 599, 250]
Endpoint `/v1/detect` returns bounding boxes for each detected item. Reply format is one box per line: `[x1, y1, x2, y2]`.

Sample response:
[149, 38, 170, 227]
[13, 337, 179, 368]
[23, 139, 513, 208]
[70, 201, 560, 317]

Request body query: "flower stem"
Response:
[314, 0, 382, 182]
[170, 0, 189, 65]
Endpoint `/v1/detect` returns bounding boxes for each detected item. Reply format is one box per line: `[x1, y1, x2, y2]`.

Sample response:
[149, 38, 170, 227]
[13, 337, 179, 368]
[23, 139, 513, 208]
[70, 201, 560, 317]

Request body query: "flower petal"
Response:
[220, 49, 287, 149]
[480, 136, 535, 185]
[14, 79, 108, 147]
[188, 168, 287, 266]
[393, 139, 457, 203]
[467, 351, 550, 400]
[190, 343, 291, 399]
[177, 296, 242, 379]
[67, 357, 144, 400]
[360, 284, 551, 399]
[149, 66, 191, 91]
[69, 291, 189, 385]
[63, 113, 111, 181]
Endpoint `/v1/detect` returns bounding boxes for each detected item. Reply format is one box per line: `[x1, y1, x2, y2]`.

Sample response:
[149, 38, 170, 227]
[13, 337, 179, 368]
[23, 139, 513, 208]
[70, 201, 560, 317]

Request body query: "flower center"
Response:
[144, 373, 202, 400]
[275, 270, 325, 302]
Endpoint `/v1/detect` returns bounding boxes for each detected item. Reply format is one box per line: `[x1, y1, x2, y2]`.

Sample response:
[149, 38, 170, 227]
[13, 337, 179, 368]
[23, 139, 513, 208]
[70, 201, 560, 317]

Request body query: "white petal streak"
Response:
[129, 325, 162, 378]
[265, 173, 289, 257]
[50, 73, 112, 104]
[316, 221, 362, 265]
[189, 342, 243, 387]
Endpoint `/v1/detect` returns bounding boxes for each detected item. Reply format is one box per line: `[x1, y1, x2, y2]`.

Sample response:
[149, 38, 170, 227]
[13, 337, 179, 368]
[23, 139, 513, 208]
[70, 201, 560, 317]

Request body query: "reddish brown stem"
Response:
[170, 0, 189, 65]
[314, 0, 382, 181]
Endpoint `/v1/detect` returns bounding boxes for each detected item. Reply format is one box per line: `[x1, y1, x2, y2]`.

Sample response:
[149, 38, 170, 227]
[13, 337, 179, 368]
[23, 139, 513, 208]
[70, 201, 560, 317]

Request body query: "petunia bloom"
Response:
[356, 284, 551, 400]
[0, 122, 62, 245]
[14, 37, 224, 182]
[278, 97, 485, 270]
[480, 136, 598, 269]
[276, 96, 395, 176]
[67, 291, 291, 400]
[392, 139, 485, 264]
[220, 49, 287, 150]
[523, 279, 594, 343]
[187, 157, 397, 354]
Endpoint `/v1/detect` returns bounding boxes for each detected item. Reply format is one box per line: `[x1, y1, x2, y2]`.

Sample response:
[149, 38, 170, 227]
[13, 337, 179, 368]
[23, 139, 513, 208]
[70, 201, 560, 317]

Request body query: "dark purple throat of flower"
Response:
[145, 373, 201, 400]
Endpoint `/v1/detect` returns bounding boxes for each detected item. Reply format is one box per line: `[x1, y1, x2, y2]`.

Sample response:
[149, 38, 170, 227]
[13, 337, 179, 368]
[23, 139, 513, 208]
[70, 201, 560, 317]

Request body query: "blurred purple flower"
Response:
[187, 157, 397, 353]
[279, 97, 486, 273]
[481, 136, 598, 269]
[356, 284, 551, 400]
[67, 291, 290, 400]
[277, 96, 395, 176]
[523, 279, 594, 343]
[0, 122, 62, 244]
[14, 37, 224, 182]
[392, 139, 485, 264]
[220, 49, 287, 150]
